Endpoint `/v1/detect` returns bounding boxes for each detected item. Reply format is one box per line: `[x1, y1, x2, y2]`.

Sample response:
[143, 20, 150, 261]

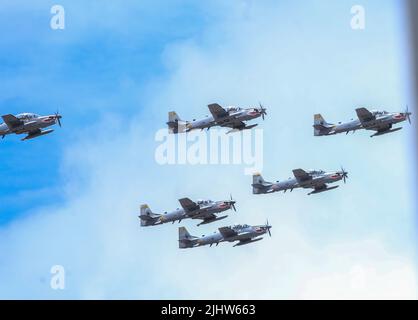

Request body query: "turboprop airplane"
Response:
[167, 103, 267, 134]
[139, 196, 236, 227]
[0, 112, 62, 141]
[178, 221, 272, 249]
[314, 106, 412, 137]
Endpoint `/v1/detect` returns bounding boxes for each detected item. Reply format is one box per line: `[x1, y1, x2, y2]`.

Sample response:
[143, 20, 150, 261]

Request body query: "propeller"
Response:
[55, 111, 62, 127]
[405, 105, 412, 124]
[340, 166, 348, 184]
[257, 102, 267, 120]
[228, 194, 237, 212]
[265, 219, 272, 237]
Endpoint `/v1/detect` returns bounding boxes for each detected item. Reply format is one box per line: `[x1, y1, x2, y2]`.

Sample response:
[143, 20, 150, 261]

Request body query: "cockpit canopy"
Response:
[232, 224, 250, 230]
[308, 170, 325, 175]
[372, 110, 389, 116]
[197, 199, 212, 205]
[16, 113, 40, 120]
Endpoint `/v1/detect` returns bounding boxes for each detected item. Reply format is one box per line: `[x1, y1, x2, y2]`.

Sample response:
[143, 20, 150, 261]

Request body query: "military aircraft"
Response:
[178, 221, 272, 249]
[139, 196, 237, 227]
[314, 106, 412, 138]
[252, 168, 348, 195]
[0, 112, 62, 141]
[167, 103, 267, 134]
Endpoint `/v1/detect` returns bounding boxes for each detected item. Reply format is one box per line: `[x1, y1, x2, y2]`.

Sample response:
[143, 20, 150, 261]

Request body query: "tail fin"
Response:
[252, 173, 272, 194]
[179, 226, 192, 240]
[139, 204, 160, 227]
[313, 114, 333, 136]
[179, 227, 196, 249]
[169, 111, 182, 123]
[167, 111, 187, 134]
[140, 204, 153, 216]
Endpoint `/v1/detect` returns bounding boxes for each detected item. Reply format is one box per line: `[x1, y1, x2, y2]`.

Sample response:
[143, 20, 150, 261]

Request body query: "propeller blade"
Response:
[55, 111, 62, 127]
[405, 105, 412, 124]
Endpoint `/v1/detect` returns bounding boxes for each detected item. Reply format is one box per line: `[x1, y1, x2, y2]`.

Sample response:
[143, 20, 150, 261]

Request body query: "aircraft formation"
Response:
[252, 168, 348, 196]
[0, 104, 412, 249]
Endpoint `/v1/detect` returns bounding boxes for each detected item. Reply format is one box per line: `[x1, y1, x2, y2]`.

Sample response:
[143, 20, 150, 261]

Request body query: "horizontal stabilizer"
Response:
[251, 183, 272, 188]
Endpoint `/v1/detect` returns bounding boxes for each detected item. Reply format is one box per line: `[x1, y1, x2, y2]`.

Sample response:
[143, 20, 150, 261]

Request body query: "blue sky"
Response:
[0, 0, 416, 299]
[0, 0, 213, 223]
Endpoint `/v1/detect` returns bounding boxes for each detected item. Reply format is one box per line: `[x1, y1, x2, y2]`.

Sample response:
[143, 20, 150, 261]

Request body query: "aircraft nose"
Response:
[225, 200, 236, 212]
[338, 168, 348, 183]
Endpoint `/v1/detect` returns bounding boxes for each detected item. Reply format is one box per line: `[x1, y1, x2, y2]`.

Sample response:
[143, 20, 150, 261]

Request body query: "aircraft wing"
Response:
[220, 120, 247, 130]
[292, 169, 312, 183]
[218, 226, 238, 239]
[192, 212, 217, 221]
[1, 114, 23, 129]
[356, 107, 375, 124]
[179, 198, 200, 213]
[313, 183, 327, 191]
[208, 103, 229, 120]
